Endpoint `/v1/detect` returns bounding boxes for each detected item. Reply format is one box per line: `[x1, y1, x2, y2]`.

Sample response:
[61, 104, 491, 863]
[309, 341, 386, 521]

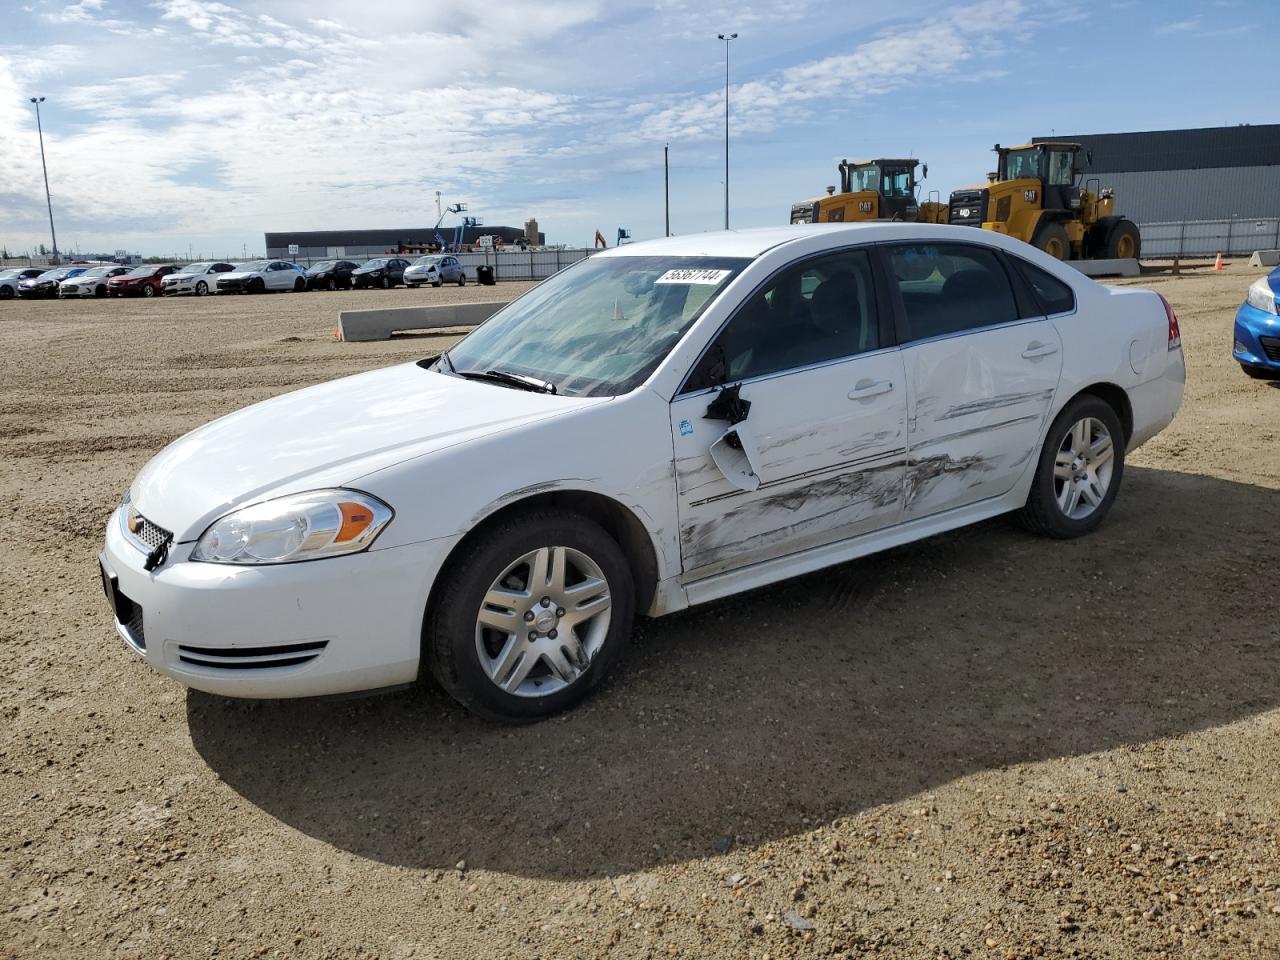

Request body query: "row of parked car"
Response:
[0, 255, 471, 300]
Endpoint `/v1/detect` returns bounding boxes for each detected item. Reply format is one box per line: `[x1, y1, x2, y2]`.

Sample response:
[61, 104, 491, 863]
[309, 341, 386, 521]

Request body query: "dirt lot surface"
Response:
[2, 265, 1279, 959]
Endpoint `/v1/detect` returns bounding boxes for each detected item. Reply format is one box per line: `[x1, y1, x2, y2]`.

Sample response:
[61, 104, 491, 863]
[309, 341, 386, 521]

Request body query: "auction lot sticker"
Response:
[655, 268, 732, 285]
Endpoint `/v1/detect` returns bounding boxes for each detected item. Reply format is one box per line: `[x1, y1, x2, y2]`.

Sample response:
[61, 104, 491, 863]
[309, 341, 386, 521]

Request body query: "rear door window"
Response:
[1010, 257, 1076, 315]
[885, 243, 1020, 343]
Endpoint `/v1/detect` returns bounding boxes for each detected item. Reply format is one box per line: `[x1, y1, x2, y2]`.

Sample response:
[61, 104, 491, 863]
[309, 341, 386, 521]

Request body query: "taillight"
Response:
[1158, 293, 1181, 350]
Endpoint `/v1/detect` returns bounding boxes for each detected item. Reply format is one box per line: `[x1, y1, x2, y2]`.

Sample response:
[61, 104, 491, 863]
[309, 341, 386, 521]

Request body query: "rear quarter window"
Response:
[1012, 257, 1076, 315]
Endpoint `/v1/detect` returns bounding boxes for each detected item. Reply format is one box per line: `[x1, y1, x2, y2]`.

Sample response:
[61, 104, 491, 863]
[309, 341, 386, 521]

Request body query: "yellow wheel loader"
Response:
[790, 158, 948, 225]
[947, 142, 1140, 261]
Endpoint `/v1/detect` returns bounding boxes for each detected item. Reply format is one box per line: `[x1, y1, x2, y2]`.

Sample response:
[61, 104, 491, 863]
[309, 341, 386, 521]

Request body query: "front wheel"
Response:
[424, 510, 634, 721]
[457, 272, 466, 286]
[1019, 394, 1125, 538]
[95, 285, 107, 297]
[294, 277, 305, 292]
[1032, 221, 1071, 260]
[142, 285, 156, 298]
[380, 276, 390, 289]
[1242, 364, 1280, 380]
[195, 280, 208, 296]
[250, 278, 265, 294]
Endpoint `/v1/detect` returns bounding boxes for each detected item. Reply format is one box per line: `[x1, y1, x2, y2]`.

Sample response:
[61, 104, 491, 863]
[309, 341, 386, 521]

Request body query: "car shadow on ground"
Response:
[187, 466, 1280, 880]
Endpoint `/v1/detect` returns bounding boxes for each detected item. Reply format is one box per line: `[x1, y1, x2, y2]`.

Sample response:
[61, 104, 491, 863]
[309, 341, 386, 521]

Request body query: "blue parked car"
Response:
[1235, 267, 1280, 378]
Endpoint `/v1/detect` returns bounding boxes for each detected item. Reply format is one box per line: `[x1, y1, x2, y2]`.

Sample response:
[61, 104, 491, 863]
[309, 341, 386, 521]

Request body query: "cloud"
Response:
[3, 0, 1061, 253]
[1156, 17, 1201, 33]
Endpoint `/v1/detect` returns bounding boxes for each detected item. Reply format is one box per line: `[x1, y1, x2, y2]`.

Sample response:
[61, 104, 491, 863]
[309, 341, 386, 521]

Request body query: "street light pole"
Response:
[716, 32, 737, 230]
[28, 96, 59, 263]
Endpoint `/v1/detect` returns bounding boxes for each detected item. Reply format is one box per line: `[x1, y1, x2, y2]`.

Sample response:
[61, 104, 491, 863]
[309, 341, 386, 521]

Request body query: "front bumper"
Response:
[162, 280, 200, 295]
[18, 284, 59, 298]
[59, 284, 101, 297]
[1233, 302, 1280, 371]
[217, 277, 255, 292]
[100, 506, 451, 698]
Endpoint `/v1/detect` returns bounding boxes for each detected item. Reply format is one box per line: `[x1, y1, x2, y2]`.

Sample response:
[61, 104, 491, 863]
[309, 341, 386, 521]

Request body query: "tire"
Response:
[1031, 220, 1071, 260]
[424, 509, 635, 722]
[432, 280, 442, 288]
[250, 277, 265, 294]
[294, 277, 305, 292]
[142, 284, 156, 298]
[1103, 219, 1141, 260]
[0, 286, 12, 300]
[457, 272, 466, 286]
[327, 278, 336, 291]
[1242, 364, 1280, 380]
[95, 285, 107, 298]
[407, 282, 418, 289]
[380, 276, 390, 289]
[1019, 394, 1126, 539]
[195, 280, 208, 296]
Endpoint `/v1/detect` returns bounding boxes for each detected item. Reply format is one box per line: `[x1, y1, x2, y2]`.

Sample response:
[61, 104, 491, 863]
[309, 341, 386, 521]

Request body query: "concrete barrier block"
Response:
[1068, 258, 1141, 278]
[1249, 250, 1280, 268]
[338, 301, 506, 342]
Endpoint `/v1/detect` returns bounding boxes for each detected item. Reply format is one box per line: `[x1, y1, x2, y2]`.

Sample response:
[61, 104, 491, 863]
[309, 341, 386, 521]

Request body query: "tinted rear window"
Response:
[1012, 257, 1075, 315]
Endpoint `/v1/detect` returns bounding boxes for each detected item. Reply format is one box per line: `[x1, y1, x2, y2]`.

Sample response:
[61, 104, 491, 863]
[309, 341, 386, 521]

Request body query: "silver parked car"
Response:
[404, 255, 466, 288]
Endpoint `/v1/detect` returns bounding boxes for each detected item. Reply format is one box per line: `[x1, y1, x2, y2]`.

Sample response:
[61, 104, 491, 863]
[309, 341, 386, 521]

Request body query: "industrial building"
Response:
[1033, 123, 1280, 223]
[264, 224, 543, 260]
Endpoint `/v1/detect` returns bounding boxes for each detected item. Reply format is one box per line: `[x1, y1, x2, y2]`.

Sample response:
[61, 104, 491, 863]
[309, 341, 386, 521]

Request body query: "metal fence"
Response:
[1139, 219, 1280, 258]
[286, 247, 595, 281]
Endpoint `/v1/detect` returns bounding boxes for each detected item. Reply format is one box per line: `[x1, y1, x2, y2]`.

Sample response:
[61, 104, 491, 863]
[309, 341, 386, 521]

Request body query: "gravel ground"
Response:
[2, 265, 1278, 959]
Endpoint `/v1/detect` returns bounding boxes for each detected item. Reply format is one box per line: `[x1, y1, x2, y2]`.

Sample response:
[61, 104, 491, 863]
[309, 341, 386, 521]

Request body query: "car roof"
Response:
[596, 223, 1016, 259]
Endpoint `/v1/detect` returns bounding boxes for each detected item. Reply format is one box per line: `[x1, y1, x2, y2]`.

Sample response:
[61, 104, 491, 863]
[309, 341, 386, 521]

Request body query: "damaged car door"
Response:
[883, 242, 1063, 520]
[670, 247, 907, 579]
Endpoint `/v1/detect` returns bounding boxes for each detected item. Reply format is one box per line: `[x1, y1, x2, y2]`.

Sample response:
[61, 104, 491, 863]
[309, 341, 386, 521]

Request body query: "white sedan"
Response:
[215, 259, 306, 294]
[162, 262, 237, 296]
[58, 264, 130, 297]
[100, 224, 1184, 720]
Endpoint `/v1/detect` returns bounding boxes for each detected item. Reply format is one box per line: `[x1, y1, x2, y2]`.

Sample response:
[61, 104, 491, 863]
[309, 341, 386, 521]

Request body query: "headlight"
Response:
[1245, 277, 1278, 315]
[191, 489, 393, 564]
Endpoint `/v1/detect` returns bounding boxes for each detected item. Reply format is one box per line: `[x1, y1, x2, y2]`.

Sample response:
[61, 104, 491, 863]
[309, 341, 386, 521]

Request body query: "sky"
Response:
[1, 0, 1276, 258]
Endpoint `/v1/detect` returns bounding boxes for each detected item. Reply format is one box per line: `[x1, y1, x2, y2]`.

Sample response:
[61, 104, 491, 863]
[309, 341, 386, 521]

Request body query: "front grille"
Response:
[176, 640, 328, 670]
[125, 506, 172, 552]
[1260, 336, 1280, 362]
[948, 189, 988, 227]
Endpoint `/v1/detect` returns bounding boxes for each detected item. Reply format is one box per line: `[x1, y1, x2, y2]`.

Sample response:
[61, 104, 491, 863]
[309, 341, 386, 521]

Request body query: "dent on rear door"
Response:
[902, 320, 1063, 519]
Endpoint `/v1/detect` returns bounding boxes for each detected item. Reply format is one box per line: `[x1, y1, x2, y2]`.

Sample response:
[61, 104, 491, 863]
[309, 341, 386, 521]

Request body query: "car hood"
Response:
[218, 271, 261, 281]
[352, 265, 386, 274]
[165, 272, 201, 281]
[110, 274, 149, 283]
[130, 362, 606, 541]
[405, 264, 439, 273]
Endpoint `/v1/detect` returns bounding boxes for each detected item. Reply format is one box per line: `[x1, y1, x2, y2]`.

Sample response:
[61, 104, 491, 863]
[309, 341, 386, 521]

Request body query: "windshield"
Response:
[37, 268, 66, 280]
[127, 264, 156, 276]
[78, 266, 112, 277]
[0, 269, 18, 279]
[181, 262, 212, 274]
[849, 164, 880, 192]
[444, 254, 750, 397]
[1003, 148, 1042, 180]
[413, 256, 442, 266]
[360, 258, 390, 269]
[235, 261, 269, 272]
[306, 260, 336, 273]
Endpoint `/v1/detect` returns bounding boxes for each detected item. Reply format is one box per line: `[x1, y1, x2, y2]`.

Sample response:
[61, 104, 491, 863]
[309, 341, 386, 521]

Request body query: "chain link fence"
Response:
[1139, 219, 1280, 258]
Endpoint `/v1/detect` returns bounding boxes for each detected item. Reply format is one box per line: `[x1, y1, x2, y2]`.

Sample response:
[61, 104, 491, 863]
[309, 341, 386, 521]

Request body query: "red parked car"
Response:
[107, 264, 176, 298]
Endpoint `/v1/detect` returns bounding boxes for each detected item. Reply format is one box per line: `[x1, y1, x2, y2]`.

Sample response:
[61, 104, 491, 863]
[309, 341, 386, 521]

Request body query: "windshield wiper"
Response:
[456, 368, 557, 394]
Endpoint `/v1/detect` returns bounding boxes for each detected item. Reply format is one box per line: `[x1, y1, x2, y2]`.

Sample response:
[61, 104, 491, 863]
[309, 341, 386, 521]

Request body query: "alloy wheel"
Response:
[1053, 416, 1115, 519]
[474, 546, 612, 698]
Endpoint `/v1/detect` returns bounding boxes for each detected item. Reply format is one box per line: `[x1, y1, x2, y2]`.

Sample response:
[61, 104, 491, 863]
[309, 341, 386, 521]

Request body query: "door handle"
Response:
[1021, 341, 1059, 360]
[848, 379, 894, 400]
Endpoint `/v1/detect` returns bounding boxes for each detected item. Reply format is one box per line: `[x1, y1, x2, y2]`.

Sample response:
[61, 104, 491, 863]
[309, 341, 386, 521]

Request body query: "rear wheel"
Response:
[424, 510, 634, 721]
[1019, 394, 1125, 538]
[1104, 219, 1141, 260]
[1032, 221, 1071, 260]
[0, 286, 12, 300]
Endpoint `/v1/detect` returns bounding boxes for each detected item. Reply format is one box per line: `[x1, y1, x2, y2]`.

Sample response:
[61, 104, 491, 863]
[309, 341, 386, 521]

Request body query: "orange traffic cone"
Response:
[1213, 252, 1225, 271]
[334, 326, 342, 341]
